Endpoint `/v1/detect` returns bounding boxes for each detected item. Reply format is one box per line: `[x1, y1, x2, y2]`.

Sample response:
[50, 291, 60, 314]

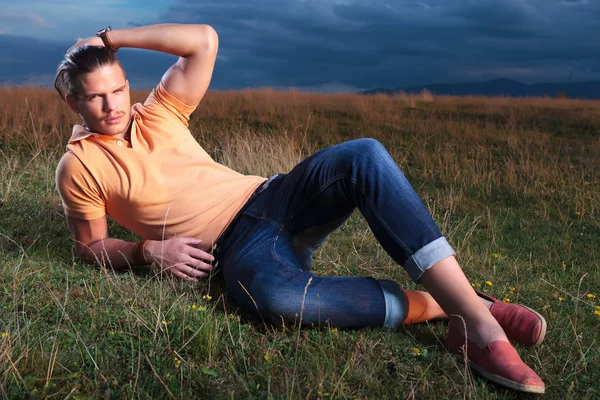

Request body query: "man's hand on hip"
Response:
[144, 237, 216, 281]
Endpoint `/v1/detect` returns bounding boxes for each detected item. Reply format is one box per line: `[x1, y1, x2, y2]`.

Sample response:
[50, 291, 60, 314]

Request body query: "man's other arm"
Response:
[67, 215, 216, 281]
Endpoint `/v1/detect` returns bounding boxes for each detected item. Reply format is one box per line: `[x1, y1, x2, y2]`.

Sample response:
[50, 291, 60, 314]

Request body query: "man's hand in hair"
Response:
[67, 36, 104, 53]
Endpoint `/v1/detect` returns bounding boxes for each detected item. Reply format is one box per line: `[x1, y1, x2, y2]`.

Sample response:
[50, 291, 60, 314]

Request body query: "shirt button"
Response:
[116, 140, 123, 146]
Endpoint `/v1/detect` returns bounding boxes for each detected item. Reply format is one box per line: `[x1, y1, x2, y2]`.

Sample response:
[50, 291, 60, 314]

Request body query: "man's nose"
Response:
[103, 95, 117, 112]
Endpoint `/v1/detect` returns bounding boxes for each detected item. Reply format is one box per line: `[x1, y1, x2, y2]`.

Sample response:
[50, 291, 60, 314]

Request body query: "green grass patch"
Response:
[0, 89, 599, 398]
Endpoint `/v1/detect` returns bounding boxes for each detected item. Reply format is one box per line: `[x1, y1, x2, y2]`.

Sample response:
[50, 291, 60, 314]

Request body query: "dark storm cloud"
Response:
[158, 1, 458, 88]
[156, 0, 600, 90]
[2, 1, 599, 91]
[0, 35, 65, 85]
[0, 12, 52, 27]
[446, 1, 540, 39]
[0, 34, 174, 90]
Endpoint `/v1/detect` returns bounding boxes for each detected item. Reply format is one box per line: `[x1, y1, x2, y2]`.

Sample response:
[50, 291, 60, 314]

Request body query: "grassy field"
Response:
[0, 87, 599, 399]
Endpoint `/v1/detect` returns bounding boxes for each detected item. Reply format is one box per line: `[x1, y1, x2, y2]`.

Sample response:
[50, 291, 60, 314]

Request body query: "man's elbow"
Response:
[75, 243, 100, 265]
[197, 24, 219, 54]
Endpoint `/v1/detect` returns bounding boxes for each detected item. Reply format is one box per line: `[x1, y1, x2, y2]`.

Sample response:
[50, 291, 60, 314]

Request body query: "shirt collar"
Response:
[68, 125, 95, 143]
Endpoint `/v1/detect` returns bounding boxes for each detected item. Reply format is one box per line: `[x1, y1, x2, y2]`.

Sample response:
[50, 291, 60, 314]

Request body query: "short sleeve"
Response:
[55, 152, 106, 220]
[141, 82, 199, 125]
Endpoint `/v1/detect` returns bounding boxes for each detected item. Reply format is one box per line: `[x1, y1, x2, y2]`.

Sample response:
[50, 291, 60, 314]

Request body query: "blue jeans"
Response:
[215, 139, 455, 329]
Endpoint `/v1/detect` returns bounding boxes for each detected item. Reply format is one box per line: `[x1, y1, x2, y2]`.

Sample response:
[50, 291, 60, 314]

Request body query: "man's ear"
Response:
[65, 94, 80, 114]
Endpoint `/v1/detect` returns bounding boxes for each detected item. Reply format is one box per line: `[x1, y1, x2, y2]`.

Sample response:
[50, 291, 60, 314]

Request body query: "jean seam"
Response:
[288, 174, 413, 259]
[270, 228, 304, 271]
[223, 216, 282, 268]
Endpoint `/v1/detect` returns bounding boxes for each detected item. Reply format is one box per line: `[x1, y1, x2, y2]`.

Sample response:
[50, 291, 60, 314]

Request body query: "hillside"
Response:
[362, 78, 600, 99]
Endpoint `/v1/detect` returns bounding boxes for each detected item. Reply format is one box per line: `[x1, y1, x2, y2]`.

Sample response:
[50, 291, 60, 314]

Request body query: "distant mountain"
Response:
[361, 78, 600, 99]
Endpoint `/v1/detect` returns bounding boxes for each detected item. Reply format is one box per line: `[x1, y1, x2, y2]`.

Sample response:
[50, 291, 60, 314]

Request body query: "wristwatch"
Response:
[96, 26, 118, 52]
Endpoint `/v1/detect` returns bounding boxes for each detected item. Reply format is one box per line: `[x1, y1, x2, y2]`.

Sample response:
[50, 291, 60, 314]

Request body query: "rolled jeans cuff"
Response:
[404, 237, 456, 283]
[378, 279, 408, 329]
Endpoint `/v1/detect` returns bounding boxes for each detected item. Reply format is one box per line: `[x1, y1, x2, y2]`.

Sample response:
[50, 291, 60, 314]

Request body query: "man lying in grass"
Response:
[54, 23, 546, 394]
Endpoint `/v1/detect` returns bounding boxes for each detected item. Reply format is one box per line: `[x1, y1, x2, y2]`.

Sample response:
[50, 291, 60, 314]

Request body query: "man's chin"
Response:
[94, 121, 129, 137]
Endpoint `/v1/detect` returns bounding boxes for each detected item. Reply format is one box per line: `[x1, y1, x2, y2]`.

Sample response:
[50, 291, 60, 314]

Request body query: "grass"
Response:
[0, 87, 599, 399]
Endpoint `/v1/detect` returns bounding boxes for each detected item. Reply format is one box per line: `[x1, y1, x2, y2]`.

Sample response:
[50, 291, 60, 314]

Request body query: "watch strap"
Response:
[97, 26, 118, 52]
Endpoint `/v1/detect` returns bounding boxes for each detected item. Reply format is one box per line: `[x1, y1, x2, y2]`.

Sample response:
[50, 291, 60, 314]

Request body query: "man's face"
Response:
[67, 63, 131, 137]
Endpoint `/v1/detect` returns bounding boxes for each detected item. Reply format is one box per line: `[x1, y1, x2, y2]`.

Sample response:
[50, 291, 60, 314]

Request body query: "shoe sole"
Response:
[520, 305, 547, 347]
[470, 361, 545, 394]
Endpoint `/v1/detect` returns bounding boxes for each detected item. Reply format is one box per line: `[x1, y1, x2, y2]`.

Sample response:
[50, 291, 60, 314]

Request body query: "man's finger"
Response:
[179, 265, 208, 278]
[170, 268, 198, 282]
[187, 260, 214, 273]
[164, 263, 201, 280]
[181, 237, 203, 246]
[187, 247, 215, 263]
[182, 254, 213, 272]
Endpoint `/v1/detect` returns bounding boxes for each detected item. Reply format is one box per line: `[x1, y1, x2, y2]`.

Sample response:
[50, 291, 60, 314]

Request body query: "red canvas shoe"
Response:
[445, 323, 545, 394]
[477, 291, 547, 347]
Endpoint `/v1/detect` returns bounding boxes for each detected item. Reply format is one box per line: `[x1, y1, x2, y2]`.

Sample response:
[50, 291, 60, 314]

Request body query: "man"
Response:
[55, 23, 546, 394]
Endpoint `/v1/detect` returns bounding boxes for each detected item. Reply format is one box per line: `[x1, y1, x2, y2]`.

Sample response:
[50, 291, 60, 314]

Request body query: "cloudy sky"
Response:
[1, 0, 599, 92]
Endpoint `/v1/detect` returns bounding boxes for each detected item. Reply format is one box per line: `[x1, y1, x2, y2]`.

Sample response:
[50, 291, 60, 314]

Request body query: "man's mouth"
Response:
[105, 115, 123, 125]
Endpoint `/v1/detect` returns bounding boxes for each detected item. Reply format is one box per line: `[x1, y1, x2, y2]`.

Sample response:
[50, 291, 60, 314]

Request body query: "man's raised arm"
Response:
[70, 23, 219, 105]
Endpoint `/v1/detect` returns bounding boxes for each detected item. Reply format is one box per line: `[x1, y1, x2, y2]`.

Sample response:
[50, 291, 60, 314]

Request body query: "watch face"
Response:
[97, 26, 112, 35]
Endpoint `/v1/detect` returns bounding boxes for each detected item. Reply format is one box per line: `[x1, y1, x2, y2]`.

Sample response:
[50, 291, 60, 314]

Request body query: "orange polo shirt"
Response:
[55, 82, 266, 245]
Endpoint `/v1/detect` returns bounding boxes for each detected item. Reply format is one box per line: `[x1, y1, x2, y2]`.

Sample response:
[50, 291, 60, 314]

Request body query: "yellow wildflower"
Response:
[485, 281, 493, 286]
[586, 293, 596, 299]
[1, 332, 8, 338]
[594, 309, 600, 317]
[202, 295, 213, 301]
[509, 287, 516, 294]
[492, 253, 500, 259]
[503, 298, 511, 303]
[331, 327, 339, 333]
[412, 347, 421, 356]
[558, 297, 565, 302]
[575, 211, 581, 216]
[174, 357, 181, 368]
[264, 353, 271, 362]
[198, 306, 207, 312]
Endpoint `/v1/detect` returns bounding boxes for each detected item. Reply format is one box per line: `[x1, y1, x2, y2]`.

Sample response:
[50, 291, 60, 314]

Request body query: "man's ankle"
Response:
[449, 315, 509, 346]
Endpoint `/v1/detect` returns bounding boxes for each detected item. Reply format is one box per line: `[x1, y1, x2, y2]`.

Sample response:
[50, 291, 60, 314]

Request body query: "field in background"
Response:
[0, 87, 599, 399]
